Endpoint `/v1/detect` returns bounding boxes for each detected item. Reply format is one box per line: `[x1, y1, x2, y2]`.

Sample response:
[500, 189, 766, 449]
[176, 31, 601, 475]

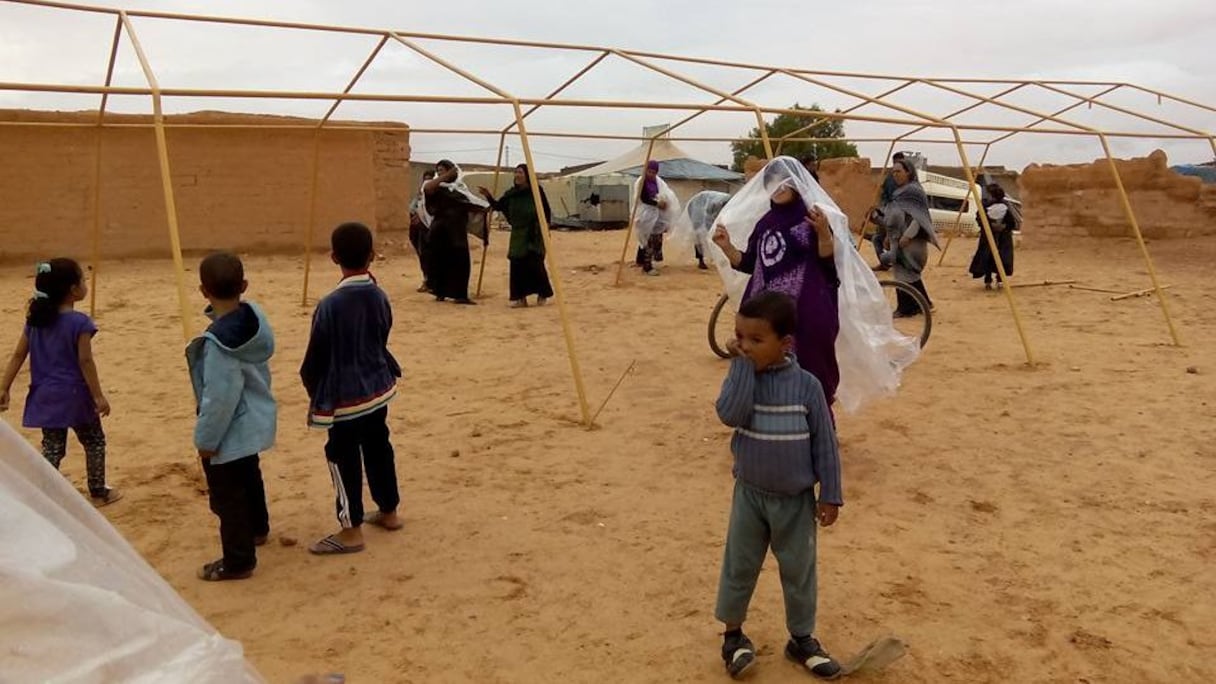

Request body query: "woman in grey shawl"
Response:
[877, 158, 939, 316]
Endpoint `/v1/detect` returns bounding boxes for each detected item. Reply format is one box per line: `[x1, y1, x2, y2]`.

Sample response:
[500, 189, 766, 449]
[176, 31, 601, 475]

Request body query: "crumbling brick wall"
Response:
[1019, 150, 1216, 239]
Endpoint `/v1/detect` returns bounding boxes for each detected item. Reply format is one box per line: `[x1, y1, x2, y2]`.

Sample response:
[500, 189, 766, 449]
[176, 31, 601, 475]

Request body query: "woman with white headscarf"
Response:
[876, 158, 939, 316]
[968, 184, 1017, 289]
[709, 156, 920, 414]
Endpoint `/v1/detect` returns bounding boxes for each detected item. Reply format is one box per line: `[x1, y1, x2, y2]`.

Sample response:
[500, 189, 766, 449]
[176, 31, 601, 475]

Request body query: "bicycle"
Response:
[707, 280, 932, 359]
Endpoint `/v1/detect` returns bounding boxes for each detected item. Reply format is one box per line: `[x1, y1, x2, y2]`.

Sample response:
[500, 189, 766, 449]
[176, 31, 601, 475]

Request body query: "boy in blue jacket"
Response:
[186, 252, 277, 582]
[301, 222, 403, 555]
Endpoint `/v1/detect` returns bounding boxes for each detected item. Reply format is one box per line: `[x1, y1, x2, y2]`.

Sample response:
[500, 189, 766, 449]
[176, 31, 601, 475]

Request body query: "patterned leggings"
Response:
[42, 422, 107, 496]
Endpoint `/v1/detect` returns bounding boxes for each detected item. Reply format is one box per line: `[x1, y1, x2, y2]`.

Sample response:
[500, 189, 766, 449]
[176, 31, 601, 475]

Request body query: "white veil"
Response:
[630, 175, 680, 245]
[440, 162, 490, 210]
[709, 156, 921, 413]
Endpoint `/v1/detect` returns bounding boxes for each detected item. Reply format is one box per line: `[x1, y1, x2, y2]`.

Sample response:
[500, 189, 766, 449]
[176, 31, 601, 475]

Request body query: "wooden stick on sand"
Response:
[591, 360, 637, 426]
[1010, 279, 1077, 289]
[1068, 284, 1123, 294]
[1111, 285, 1172, 301]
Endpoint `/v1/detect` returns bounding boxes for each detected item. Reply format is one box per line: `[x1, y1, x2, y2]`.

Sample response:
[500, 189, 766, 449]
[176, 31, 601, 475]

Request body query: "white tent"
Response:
[572, 138, 698, 177]
[557, 128, 743, 224]
[0, 418, 260, 683]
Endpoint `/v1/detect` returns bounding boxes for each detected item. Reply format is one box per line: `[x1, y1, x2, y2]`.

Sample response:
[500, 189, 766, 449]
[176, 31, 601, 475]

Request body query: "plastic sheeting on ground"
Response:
[0, 418, 261, 683]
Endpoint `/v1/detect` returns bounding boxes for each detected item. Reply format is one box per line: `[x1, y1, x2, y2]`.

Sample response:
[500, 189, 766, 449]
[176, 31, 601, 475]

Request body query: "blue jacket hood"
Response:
[202, 302, 274, 364]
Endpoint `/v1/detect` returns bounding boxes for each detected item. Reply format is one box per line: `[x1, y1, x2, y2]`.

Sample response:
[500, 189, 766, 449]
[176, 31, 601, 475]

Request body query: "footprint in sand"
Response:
[492, 575, 528, 601]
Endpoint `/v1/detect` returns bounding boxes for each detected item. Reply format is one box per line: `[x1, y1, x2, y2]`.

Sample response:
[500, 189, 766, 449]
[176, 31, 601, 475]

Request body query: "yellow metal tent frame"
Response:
[2, 0, 1213, 427]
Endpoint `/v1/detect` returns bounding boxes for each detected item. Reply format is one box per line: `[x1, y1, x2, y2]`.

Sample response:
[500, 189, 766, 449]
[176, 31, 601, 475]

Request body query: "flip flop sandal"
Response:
[308, 535, 365, 555]
[198, 560, 253, 582]
[364, 512, 404, 531]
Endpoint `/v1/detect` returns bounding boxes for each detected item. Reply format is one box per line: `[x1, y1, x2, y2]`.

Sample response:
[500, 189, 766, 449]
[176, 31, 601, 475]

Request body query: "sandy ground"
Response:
[1, 230, 1214, 684]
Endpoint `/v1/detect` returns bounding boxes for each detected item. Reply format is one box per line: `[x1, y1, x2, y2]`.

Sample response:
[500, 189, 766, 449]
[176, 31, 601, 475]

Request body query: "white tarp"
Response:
[0, 418, 260, 683]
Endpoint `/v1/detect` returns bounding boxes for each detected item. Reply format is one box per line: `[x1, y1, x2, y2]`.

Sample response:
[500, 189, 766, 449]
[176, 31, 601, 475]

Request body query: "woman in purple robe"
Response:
[712, 162, 840, 405]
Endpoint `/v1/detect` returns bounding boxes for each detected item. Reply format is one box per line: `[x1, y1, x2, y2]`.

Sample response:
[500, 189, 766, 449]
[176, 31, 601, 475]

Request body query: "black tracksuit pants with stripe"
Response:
[325, 408, 400, 528]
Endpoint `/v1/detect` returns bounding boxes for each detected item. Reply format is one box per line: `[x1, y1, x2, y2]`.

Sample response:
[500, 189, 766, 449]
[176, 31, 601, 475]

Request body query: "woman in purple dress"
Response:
[0, 258, 120, 505]
[712, 162, 840, 405]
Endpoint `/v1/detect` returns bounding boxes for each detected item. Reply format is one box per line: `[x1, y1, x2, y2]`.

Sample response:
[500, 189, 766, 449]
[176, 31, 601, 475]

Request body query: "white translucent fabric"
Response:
[441, 163, 490, 210]
[414, 183, 433, 228]
[708, 156, 921, 413]
[630, 176, 680, 244]
[986, 203, 1009, 222]
[0, 418, 260, 683]
[668, 190, 731, 260]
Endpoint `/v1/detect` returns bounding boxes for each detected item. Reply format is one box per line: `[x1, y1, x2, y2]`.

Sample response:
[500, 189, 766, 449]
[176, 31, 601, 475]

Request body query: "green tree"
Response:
[730, 103, 858, 172]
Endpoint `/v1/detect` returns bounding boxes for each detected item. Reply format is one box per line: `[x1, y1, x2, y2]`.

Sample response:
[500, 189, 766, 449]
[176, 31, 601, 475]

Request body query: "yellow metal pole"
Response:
[1036, 82, 1216, 141]
[319, 35, 388, 124]
[952, 129, 1035, 365]
[615, 138, 657, 286]
[1097, 133, 1182, 346]
[610, 50, 779, 163]
[301, 131, 322, 306]
[0, 118, 964, 144]
[89, 14, 123, 318]
[512, 101, 593, 427]
[475, 133, 508, 299]
[776, 79, 918, 151]
[980, 85, 1122, 149]
[500, 51, 610, 135]
[937, 143, 991, 266]
[119, 12, 192, 341]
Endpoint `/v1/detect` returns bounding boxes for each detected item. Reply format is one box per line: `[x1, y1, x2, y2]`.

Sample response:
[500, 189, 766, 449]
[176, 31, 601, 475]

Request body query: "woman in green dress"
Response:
[479, 164, 554, 308]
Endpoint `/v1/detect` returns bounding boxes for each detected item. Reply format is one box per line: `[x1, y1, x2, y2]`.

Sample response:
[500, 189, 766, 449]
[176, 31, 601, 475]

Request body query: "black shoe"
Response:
[785, 636, 841, 680]
[722, 631, 757, 679]
[698, 260, 709, 270]
[197, 559, 254, 582]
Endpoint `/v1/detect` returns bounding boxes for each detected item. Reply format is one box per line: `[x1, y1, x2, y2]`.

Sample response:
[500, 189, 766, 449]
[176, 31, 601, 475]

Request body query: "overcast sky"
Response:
[2, 0, 1214, 172]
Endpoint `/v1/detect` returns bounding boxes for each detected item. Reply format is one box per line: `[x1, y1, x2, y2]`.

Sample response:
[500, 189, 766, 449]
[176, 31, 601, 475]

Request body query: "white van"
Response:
[920, 170, 982, 237]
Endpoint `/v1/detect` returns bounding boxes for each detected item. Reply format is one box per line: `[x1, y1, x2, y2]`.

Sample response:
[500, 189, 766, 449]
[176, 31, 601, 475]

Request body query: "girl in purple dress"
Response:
[713, 162, 840, 406]
[0, 258, 120, 505]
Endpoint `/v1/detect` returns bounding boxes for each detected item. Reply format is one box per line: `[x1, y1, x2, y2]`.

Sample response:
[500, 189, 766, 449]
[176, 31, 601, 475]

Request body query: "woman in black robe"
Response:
[969, 184, 1018, 289]
[423, 159, 481, 304]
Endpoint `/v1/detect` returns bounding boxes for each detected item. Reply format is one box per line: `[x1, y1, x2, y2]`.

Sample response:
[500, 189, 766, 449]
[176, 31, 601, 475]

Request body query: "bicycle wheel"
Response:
[707, 293, 734, 359]
[880, 280, 932, 348]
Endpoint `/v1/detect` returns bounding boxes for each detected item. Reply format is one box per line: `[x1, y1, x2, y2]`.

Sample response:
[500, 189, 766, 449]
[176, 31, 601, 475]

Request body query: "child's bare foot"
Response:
[308, 528, 365, 555]
[365, 510, 403, 531]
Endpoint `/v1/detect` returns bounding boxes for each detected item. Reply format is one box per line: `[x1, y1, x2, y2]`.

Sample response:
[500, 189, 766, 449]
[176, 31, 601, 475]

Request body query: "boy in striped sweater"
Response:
[714, 291, 843, 680]
[301, 222, 403, 555]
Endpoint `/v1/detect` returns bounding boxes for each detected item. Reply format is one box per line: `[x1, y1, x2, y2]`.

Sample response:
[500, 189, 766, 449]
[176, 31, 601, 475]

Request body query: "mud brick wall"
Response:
[0, 110, 411, 263]
[1019, 150, 1216, 239]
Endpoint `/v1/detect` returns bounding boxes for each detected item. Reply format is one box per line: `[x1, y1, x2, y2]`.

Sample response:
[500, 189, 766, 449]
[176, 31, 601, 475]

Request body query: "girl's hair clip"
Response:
[36, 262, 52, 275]
[33, 289, 49, 300]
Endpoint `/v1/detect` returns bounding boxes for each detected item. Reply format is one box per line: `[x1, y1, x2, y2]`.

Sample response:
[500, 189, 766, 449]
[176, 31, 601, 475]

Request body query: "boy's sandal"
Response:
[308, 535, 365, 555]
[364, 512, 404, 531]
[198, 560, 253, 582]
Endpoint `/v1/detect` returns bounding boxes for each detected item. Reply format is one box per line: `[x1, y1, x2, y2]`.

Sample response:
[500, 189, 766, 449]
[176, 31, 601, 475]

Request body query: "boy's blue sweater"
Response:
[300, 273, 401, 428]
[715, 356, 843, 504]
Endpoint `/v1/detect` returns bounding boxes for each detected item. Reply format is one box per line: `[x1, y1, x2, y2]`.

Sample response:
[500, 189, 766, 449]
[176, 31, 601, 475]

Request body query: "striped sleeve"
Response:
[805, 375, 843, 505]
[716, 357, 756, 428]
